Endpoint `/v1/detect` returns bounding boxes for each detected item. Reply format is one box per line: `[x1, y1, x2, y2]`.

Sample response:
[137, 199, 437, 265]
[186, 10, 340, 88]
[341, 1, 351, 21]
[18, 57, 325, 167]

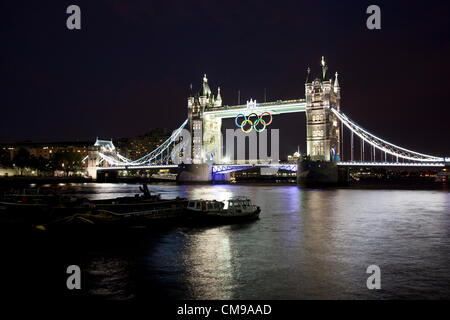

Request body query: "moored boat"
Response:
[0, 184, 189, 229]
[186, 198, 261, 224]
[36, 204, 189, 232]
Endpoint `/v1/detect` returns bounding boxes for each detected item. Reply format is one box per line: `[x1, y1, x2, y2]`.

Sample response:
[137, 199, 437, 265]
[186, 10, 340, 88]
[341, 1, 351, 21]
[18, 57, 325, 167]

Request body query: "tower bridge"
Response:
[87, 57, 448, 183]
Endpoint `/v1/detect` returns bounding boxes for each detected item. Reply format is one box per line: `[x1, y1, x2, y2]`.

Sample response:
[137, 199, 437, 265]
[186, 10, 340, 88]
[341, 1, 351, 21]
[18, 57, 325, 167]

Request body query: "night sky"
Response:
[2, 0, 450, 158]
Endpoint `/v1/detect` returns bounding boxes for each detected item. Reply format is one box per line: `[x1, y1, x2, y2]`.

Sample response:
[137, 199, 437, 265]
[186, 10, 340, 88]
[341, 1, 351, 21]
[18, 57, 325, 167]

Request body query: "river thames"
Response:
[5, 183, 450, 300]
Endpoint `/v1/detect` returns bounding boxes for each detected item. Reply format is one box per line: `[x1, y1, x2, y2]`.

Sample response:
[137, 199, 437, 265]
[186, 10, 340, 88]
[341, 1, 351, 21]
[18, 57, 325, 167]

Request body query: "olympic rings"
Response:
[253, 118, 267, 133]
[260, 112, 272, 125]
[234, 112, 273, 133]
[235, 114, 246, 128]
[241, 119, 253, 134]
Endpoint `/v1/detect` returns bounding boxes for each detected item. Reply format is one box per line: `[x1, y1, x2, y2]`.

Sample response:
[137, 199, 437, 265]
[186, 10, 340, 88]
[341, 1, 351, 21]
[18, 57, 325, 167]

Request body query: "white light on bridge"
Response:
[337, 162, 445, 167]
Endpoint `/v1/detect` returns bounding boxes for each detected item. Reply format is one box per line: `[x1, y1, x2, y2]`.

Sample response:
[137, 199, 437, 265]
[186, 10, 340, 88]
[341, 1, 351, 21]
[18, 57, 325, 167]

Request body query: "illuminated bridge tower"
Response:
[181, 75, 223, 182]
[305, 57, 341, 162]
[187, 74, 222, 164]
[187, 83, 203, 164]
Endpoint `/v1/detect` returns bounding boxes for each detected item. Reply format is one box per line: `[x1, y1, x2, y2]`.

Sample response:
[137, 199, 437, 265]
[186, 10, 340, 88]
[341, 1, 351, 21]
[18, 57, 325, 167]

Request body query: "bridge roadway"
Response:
[97, 161, 448, 173]
[96, 163, 298, 172]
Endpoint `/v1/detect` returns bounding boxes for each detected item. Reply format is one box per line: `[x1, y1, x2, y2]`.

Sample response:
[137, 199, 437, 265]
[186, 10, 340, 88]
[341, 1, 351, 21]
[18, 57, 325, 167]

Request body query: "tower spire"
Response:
[217, 87, 222, 100]
[305, 67, 311, 84]
[200, 73, 212, 104]
[215, 87, 222, 107]
[334, 72, 340, 89]
[321, 56, 328, 79]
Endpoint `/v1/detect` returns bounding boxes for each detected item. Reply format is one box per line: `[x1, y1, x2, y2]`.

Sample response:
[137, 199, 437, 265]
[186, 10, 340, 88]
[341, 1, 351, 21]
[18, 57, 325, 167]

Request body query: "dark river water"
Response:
[5, 183, 450, 300]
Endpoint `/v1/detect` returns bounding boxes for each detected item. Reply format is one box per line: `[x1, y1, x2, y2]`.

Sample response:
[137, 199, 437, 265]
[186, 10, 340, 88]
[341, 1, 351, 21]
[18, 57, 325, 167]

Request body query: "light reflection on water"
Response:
[86, 257, 135, 300]
[58, 183, 450, 300]
[182, 228, 234, 300]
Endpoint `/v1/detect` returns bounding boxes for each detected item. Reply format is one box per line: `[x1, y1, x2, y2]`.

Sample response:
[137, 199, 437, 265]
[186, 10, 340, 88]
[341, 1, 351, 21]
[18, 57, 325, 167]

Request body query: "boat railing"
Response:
[97, 207, 179, 217]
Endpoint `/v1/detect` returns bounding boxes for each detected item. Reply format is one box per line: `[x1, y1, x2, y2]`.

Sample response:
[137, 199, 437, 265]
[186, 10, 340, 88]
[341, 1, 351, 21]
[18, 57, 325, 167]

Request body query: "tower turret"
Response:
[200, 74, 211, 107]
[188, 83, 194, 109]
[215, 87, 222, 107]
[334, 72, 340, 90]
[321, 56, 328, 80]
[305, 67, 311, 84]
[333, 72, 341, 111]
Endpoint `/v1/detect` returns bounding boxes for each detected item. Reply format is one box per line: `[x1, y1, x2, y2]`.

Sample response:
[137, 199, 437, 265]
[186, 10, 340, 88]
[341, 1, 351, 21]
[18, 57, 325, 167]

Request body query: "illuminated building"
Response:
[0, 141, 90, 161]
[287, 148, 301, 163]
[115, 128, 171, 161]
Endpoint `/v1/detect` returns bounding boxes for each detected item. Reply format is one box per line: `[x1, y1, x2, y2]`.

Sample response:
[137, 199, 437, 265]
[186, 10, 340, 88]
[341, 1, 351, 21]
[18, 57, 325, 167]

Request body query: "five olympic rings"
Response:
[235, 112, 273, 133]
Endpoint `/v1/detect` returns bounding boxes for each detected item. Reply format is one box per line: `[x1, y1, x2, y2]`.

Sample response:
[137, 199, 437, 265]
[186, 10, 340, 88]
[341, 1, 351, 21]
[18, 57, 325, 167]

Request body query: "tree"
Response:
[28, 155, 50, 175]
[0, 148, 12, 168]
[51, 151, 83, 176]
[37, 156, 51, 174]
[63, 151, 83, 176]
[13, 147, 31, 175]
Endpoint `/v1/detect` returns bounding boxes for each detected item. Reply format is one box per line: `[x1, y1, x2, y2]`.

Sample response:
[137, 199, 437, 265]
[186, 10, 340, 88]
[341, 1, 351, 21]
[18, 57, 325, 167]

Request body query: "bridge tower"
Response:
[305, 57, 341, 162]
[187, 75, 222, 164]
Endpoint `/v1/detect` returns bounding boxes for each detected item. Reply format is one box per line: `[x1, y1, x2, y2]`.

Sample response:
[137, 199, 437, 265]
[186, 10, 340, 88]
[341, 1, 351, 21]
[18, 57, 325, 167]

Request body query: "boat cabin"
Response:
[187, 200, 224, 212]
[187, 198, 256, 214]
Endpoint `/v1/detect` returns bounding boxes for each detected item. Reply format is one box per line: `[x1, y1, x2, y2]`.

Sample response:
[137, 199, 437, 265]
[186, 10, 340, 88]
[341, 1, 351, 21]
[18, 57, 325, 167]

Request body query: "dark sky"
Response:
[1, 0, 450, 158]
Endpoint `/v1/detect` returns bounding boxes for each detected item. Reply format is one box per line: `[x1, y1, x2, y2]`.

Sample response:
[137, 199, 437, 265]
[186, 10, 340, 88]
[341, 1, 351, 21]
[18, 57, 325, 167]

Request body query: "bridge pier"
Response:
[177, 164, 211, 183]
[87, 146, 99, 180]
[297, 159, 348, 186]
[176, 164, 231, 183]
